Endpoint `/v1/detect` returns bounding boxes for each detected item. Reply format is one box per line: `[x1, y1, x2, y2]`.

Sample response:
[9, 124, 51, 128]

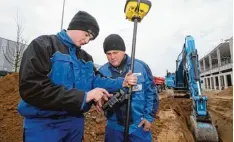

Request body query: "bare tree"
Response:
[1, 10, 27, 72]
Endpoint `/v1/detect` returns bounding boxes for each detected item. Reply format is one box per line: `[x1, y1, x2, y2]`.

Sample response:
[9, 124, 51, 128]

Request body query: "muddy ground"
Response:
[0, 73, 233, 142]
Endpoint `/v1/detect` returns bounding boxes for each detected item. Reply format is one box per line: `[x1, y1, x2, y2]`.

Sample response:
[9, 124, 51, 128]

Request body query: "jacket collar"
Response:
[57, 30, 81, 53]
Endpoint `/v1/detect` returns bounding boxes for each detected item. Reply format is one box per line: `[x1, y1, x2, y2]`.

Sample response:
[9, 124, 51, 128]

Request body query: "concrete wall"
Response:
[200, 37, 233, 90]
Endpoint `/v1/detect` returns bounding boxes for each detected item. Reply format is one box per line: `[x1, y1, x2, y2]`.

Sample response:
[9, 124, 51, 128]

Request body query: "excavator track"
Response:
[190, 115, 219, 142]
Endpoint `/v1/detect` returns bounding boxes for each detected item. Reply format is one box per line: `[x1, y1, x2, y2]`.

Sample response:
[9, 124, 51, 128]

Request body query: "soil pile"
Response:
[0, 73, 23, 142]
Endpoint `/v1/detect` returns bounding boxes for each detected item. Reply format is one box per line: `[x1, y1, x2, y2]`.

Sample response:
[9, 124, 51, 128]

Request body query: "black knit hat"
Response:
[103, 34, 126, 53]
[67, 11, 99, 39]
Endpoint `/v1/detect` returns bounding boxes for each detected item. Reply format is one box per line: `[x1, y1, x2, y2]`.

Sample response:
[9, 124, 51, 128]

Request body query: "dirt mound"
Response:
[155, 96, 194, 142]
[216, 86, 233, 96]
[84, 108, 106, 142]
[0, 73, 23, 142]
[206, 87, 233, 142]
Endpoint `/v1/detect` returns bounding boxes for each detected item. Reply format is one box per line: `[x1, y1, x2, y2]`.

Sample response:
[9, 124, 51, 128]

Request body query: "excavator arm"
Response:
[166, 35, 219, 142]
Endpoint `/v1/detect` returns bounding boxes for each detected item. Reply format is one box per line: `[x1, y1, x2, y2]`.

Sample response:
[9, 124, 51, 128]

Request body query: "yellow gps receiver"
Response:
[124, 0, 151, 22]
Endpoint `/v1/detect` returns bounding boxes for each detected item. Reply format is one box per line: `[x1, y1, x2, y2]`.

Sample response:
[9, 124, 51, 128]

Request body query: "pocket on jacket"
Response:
[48, 51, 74, 90]
[73, 60, 93, 91]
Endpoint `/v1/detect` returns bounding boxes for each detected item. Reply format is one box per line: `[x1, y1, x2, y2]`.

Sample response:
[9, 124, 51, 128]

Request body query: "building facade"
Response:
[0, 37, 27, 72]
[200, 37, 233, 90]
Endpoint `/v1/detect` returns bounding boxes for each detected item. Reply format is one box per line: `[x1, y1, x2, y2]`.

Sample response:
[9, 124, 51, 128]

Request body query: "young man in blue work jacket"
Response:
[17, 11, 137, 142]
[99, 34, 159, 142]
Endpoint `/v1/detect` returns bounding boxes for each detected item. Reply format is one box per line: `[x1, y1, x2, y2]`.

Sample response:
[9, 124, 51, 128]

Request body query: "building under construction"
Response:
[200, 37, 233, 90]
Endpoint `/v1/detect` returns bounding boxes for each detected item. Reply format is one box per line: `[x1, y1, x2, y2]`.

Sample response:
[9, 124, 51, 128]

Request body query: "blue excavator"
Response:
[165, 35, 219, 142]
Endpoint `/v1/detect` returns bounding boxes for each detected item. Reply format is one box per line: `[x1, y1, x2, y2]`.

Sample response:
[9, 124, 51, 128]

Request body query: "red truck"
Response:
[153, 76, 165, 93]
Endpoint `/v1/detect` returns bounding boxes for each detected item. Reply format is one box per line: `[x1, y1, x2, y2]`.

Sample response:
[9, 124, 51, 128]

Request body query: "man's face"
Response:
[106, 50, 125, 67]
[67, 30, 94, 47]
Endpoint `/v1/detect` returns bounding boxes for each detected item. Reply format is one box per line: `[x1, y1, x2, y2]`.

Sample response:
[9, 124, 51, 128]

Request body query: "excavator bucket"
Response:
[190, 115, 219, 142]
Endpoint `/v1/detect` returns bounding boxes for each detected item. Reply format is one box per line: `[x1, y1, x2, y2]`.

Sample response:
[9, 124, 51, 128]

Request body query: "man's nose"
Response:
[111, 55, 116, 60]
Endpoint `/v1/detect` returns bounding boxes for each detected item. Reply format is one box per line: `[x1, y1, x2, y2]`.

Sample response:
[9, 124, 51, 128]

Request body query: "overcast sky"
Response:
[0, 0, 233, 76]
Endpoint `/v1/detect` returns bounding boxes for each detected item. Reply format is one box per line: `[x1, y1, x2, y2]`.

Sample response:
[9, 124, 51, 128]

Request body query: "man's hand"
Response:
[94, 97, 109, 113]
[86, 88, 112, 103]
[95, 99, 103, 112]
[138, 118, 152, 131]
[123, 72, 137, 87]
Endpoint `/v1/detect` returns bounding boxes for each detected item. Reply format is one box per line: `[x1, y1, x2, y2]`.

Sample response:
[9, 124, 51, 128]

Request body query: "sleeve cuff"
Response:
[81, 92, 88, 110]
[117, 77, 124, 88]
[144, 115, 154, 123]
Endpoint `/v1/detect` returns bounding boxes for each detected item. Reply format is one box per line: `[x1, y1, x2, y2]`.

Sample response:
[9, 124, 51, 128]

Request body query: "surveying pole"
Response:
[123, 0, 152, 141]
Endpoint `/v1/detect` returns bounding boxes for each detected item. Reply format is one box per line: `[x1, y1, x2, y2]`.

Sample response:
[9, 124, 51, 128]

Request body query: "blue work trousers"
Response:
[104, 126, 152, 142]
[23, 117, 84, 142]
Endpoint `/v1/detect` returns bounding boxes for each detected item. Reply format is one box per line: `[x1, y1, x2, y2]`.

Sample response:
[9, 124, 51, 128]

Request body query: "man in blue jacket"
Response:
[99, 34, 159, 142]
[18, 11, 137, 142]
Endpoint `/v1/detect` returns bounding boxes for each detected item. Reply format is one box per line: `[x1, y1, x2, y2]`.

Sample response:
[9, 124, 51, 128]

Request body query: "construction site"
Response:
[0, 1, 233, 142]
[0, 73, 232, 142]
[0, 36, 233, 142]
